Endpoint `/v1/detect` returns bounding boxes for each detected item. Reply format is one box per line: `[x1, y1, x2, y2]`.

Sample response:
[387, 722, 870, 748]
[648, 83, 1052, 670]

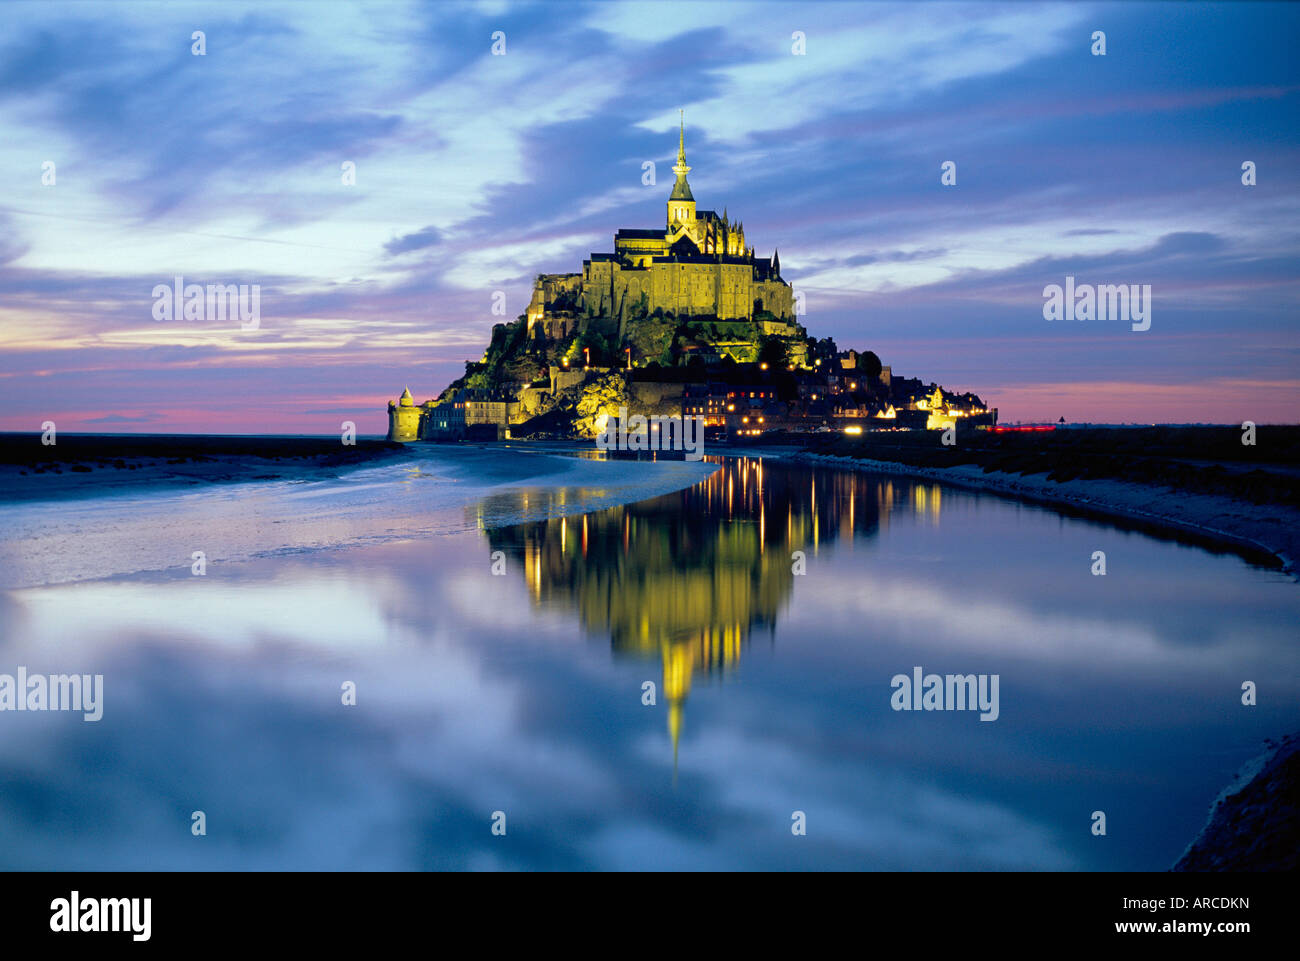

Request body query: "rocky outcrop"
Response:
[573, 372, 628, 438]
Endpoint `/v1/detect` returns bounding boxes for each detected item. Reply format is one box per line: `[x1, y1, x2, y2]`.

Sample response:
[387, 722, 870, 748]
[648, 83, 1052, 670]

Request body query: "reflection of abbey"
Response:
[527, 116, 794, 341]
[484, 457, 892, 771]
[388, 115, 994, 442]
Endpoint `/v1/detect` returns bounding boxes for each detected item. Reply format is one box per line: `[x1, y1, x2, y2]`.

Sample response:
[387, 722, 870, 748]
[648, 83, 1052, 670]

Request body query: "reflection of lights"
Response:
[488, 454, 878, 769]
[843, 425, 862, 435]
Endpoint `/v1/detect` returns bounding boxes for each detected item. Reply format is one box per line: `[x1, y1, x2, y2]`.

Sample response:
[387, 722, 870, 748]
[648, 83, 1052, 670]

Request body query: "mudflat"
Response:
[0, 433, 407, 501]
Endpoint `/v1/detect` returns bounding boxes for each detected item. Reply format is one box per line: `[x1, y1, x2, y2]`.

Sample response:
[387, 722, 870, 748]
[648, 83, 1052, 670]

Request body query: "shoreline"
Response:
[1172, 733, 1299, 872]
[0, 435, 409, 503]
[785, 450, 1299, 579]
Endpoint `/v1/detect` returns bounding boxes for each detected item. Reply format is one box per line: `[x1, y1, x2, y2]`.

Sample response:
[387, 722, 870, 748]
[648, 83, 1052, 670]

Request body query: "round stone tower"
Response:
[387, 387, 420, 442]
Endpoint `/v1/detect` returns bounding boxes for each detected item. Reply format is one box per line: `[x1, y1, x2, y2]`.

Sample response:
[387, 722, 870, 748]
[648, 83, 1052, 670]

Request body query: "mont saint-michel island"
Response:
[386, 120, 995, 444]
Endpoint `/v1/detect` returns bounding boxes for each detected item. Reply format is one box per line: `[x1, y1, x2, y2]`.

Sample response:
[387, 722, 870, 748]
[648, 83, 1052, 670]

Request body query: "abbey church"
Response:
[526, 116, 796, 341]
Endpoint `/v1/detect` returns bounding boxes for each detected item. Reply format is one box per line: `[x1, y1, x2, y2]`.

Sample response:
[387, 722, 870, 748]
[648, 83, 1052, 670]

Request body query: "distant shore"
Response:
[785, 426, 1300, 578]
[0, 433, 408, 501]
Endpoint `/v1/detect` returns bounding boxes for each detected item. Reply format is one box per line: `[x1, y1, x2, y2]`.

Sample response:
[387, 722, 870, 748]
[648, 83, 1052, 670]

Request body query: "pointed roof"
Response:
[399, 387, 414, 406]
[669, 234, 700, 256]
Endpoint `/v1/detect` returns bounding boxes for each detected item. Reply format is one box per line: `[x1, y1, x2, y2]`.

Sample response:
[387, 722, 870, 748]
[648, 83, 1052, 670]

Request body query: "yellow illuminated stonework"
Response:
[386, 387, 420, 442]
[526, 115, 799, 338]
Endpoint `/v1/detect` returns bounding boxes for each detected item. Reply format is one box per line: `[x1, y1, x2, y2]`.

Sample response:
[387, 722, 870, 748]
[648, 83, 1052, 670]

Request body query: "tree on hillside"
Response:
[861, 350, 883, 380]
[758, 335, 789, 368]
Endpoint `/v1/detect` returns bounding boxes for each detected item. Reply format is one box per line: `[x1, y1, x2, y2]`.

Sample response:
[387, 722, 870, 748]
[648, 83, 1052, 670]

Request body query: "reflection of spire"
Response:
[663, 641, 693, 786]
[669, 701, 681, 785]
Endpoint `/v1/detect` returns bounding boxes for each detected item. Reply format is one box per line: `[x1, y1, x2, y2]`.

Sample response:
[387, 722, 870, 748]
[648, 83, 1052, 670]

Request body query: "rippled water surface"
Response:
[1, 451, 1296, 870]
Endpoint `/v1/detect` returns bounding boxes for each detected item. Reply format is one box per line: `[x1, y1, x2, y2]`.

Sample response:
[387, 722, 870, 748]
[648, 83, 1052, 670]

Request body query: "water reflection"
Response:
[487, 457, 902, 769]
[2, 451, 1296, 870]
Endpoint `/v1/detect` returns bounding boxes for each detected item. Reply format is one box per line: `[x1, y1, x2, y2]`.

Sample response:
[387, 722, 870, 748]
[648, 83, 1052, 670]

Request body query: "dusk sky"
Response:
[1, 0, 1297, 433]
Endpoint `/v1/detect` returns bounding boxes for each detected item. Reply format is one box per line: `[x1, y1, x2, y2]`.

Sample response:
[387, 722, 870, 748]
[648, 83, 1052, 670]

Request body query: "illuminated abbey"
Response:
[385, 113, 995, 443]
[526, 115, 796, 340]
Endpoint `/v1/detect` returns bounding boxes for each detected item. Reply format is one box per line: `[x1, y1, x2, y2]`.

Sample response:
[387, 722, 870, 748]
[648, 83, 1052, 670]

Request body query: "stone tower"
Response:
[387, 387, 420, 442]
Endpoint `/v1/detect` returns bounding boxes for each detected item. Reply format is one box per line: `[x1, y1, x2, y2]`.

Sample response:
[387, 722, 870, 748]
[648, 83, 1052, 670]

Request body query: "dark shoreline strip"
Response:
[786, 450, 1295, 578]
[0, 434, 408, 503]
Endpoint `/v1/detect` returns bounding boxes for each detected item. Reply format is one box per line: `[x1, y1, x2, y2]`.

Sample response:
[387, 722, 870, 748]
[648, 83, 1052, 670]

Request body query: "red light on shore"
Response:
[989, 425, 1057, 433]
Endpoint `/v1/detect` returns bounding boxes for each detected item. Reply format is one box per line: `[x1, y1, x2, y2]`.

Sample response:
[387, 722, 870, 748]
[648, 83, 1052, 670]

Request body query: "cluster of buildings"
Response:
[678, 354, 994, 437]
[389, 350, 995, 442]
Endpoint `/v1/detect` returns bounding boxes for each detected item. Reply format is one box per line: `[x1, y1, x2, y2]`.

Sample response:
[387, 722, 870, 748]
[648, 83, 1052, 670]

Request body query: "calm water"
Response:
[1, 452, 1296, 870]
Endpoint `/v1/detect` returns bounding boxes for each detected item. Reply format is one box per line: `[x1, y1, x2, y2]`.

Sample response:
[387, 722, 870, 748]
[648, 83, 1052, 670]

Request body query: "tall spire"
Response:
[672, 109, 691, 180]
[668, 109, 694, 203]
